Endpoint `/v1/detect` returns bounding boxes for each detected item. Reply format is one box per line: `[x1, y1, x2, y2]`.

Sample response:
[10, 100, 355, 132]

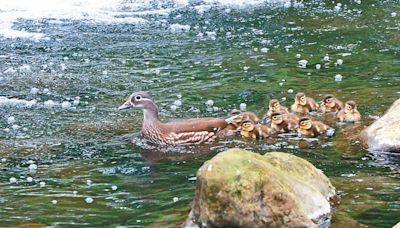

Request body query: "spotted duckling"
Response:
[319, 94, 343, 113]
[337, 100, 361, 122]
[240, 119, 272, 139]
[270, 112, 298, 133]
[297, 116, 330, 136]
[291, 92, 319, 113]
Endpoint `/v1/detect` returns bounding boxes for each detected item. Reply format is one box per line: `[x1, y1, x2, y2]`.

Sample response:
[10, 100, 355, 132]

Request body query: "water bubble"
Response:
[298, 59, 308, 68]
[316, 64, 321, 70]
[260, 48, 269, 53]
[7, 116, 16, 125]
[336, 59, 343, 65]
[19, 64, 32, 74]
[173, 197, 179, 202]
[295, 54, 301, 58]
[44, 100, 56, 108]
[73, 99, 80, 106]
[102, 70, 108, 75]
[39, 181, 46, 187]
[27, 177, 33, 182]
[9, 177, 17, 183]
[206, 100, 214, 107]
[243, 66, 250, 71]
[30, 87, 40, 95]
[335, 74, 343, 82]
[43, 88, 50, 94]
[29, 164, 38, 171]
[279, 82, 283, 86]
[52, 200, 58, 204]
[111, 185, 118, 191]
[86, 180, 92, 185]
[239, 103, 247, 111]
[73, 191, 78, 195]
[1, 158, 6, 162]
[12, 124, 20, 130]
[281, 97, 287, 101]
[173, 100, 182, 107]
[61, 101, 72, 109]
[323, 55, 330, 61]
[170, 105, 178, 111]
[4, 67, 16, 74]
[391, 12, 397, 17]
[63, 56, 69, 61]
[287, 89, 294, 94]
[85, 197, 94, 203]
[60, 63, 67, 71]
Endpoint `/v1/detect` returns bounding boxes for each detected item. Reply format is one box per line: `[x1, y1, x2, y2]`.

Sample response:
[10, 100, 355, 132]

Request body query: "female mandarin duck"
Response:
[119, 91, 231, 146]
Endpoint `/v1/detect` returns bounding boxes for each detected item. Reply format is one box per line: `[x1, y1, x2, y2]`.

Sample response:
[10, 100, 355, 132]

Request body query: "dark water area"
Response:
[0, 0, 399, 227]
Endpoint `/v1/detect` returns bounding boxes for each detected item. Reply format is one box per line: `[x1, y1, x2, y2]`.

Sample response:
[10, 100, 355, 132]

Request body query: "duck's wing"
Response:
[162, 117, 229, 134]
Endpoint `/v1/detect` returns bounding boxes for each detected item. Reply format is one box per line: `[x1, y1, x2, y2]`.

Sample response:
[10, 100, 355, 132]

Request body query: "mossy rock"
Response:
[360, 98, 400, 152]
[183, 148, 337, 228]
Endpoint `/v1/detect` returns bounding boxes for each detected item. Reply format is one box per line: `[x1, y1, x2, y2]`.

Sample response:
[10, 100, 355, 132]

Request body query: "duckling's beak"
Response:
[118, 101, 132, 110]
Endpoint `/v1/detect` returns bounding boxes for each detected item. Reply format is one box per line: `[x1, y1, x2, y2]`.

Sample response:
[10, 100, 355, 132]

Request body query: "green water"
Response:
[0, 0, 399, 227]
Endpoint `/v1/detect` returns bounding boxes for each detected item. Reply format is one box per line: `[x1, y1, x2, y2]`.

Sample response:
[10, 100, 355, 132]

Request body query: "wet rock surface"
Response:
[361, 98, 400, 152]
[183, 148, 337, 228]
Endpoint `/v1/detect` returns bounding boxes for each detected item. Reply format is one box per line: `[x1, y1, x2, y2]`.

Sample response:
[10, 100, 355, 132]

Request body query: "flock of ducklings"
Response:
[225, 92, 361, 139]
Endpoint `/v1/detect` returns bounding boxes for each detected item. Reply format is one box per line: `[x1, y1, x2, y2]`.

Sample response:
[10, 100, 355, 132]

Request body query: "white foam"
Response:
[170, 24, 190, 33]
[0, 96, 37, 108]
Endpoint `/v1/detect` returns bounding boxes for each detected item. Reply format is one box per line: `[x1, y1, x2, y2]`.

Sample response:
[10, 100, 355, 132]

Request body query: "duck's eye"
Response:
[135, 95, 142, 101]
[301, 97, 305, 100]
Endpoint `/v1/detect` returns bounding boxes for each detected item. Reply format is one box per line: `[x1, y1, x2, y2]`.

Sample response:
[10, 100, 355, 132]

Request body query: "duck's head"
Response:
[271, 112, 284, 124]
[344, 100, 357, 114]
[299, 117, 312, 130]
[323, 94, 336, 108]
[269, 99, 281, 111]
[295, 92, 307, 106]
[118, 91, 158, 111]
[241, 119, 255, 132]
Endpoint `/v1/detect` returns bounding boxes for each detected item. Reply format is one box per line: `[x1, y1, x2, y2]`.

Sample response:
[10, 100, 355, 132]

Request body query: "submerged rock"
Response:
[183, 148, 337, 228]
[360, 98, 400, 152]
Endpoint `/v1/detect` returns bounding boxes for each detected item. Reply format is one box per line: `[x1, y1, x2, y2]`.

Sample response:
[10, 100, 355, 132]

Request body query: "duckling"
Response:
[265, 99, 299, 122]
[270, 112, 298, 133]
[319, 94, 343, 113]
[291, 92, 319, 113]
[297, 116, 330, 136]
[229, 109, 260, 124]
[337, 100, 361, 122]
[266, 99, 290, 117]
[240, 120, 272, 139]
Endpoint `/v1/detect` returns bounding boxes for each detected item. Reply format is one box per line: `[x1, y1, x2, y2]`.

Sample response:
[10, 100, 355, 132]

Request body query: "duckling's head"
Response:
[323, 94, 336, 108]
[344, 100, 357, 113]
[269, 99, 281, 111]
[119, 91, 157, 111]
[230, 109, 242, 116]
[241, 119, 255, 132]
[299, 117, 312, 130]
[295, 92, 307, 106]
[271, 112, 284, 124]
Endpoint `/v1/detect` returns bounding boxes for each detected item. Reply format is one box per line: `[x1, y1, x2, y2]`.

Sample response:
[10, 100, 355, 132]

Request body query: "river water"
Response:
[0, 0, 399, 227]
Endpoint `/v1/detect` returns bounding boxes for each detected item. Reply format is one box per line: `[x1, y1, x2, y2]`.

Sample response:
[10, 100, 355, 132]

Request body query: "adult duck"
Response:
[119, 91, 230, 146]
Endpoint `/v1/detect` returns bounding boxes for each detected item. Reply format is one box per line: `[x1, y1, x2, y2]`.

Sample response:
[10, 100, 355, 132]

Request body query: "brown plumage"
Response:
[230, 109, 260, 124]
[119, 91, 229, 146]
[270, 112, 298, 133]
[319, 94, 343, 113]
[291, 92, 319, 113]
[297, 117, 330, 136]
[240, 120, 272, 139]
[337, 100, 361, 122]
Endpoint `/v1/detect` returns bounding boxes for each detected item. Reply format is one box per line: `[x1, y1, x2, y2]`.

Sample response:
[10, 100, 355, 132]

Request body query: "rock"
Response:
[393, 222, 400, 228]
[183, 148, 337, 228]
[360, 98, 400, 152]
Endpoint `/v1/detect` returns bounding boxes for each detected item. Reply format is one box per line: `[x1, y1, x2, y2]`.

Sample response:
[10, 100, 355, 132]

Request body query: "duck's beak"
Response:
[118, 101, 132, 110]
